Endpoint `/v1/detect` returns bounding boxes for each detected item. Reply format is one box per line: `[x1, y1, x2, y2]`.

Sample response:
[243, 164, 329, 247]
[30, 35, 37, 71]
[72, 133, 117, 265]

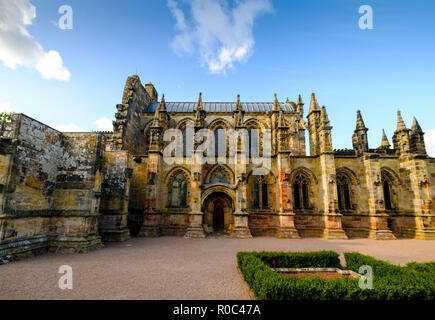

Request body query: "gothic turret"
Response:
[392, 110, 410, 154]
[307, 93, 321, 156]
[410, 117, 426, 155]
[352, 110, 369, 156]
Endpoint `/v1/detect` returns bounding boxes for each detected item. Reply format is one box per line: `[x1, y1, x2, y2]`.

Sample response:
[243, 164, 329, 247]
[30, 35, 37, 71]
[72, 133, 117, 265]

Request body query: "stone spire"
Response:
[320, 106, 330, 127]
[396, 110, 407, 132]
[194, 92, 206, 128]
[356, 110, 367, 131]
[352, 110, 369, 156]
[235, 94, 243, 111]
[411, 117, 423, 133]
[197, 92, 203, 110]
[273, 93, 281, 112]
[319, 106, 333, 153]
[158, 94, 167, 112]
[392, 110, 410, 154]
[308, 93, 320, 114]
[234, 94, 245, 128]
[377, 129, 391, 151]
[410, 117, 426, 155]
[296, 94, 304, 117]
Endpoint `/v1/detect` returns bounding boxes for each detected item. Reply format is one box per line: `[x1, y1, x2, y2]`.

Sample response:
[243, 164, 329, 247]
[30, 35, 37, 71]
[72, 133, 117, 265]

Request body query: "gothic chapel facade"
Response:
[1, 76, 434, 263]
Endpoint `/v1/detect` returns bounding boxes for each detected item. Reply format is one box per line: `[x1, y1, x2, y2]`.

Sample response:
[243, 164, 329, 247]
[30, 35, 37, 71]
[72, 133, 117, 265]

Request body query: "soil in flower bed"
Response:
[281, 272, 352, 280]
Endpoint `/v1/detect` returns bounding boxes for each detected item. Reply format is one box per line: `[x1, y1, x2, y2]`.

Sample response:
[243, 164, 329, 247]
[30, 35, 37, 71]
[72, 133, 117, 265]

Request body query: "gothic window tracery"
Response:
[293, 173, 310, 210]
[167, 170, 189, 208]
[253, 176, 269, 209]
[208, 166, 232, 184]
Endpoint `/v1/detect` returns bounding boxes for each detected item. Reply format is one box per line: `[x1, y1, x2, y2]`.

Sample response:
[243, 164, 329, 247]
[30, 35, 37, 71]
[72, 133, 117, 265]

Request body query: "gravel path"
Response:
[1, 237, 434, 300]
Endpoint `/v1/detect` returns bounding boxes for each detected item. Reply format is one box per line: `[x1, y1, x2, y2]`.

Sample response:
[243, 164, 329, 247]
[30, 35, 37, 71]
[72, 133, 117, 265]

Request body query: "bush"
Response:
[237, 251, 435, 300]
[406, 261, 435, 274]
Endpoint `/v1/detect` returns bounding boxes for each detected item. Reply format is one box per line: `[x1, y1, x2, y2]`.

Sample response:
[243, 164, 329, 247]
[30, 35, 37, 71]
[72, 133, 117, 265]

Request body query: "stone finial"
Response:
[235, 94, 243, 111]
[380, 129, 391, 148]
[396, 110, 407, 132]
[356, 110, 367, 131]
[286, 97, 291, 104]
[197, 92, 203, 110]
[309, 93, 320, 113]
[297, 94, 303, 105]
[411, 117, 423, 134]
[320, 106, 330, 126]
[273, 93, 280, 111]
[158, 94, 167, 112]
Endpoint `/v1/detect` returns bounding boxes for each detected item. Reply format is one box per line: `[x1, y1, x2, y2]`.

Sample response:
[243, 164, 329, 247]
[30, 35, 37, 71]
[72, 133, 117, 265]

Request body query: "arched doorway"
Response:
[203, 192, 234, 234]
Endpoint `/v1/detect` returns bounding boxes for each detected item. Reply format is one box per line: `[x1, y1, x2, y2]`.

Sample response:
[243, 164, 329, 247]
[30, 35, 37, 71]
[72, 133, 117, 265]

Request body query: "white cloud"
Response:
[167, 0, 273, 74]
[0, 102, 14, 113]
[95, 117, 113, 131]
[52, 123, 85, 132]
[0, 0, 71, 81]
[425, 129, 435, 157]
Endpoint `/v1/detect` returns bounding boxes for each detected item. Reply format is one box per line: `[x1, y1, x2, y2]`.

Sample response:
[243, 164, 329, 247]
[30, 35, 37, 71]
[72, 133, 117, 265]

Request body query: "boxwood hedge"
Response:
[237, 251, 435, 300]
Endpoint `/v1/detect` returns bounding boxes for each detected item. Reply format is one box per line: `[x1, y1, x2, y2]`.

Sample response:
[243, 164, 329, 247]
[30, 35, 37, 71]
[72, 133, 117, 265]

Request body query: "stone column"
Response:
[138, 151, 161, 237]
[319, 154, 348, 239]
[184, 167, 206, 238]
[363, 154, 396, 240]
[399, 155, 435, 239]
[275, 155, 300, 239]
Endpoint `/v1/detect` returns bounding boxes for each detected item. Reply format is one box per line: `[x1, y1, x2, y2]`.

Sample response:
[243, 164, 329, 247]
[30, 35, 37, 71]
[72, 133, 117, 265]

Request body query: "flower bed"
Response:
[237, 251, 435, 300]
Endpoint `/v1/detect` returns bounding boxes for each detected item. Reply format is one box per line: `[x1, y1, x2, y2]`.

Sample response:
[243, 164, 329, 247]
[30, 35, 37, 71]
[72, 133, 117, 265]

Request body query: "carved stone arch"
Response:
[208, 118, 233, 130]
[206, 164, 235, 184]
[381, 167, 401, 185]
[290, 167, 318, 184]
[244, 118, 265, 130]
[165, 166, 191, 208]
[177, 118, 194, 130]
[165, 166, 191, 185]
[201, 185, 236, 210]
[246, 169, 277, 184]
[246, 170, 276, 210]
[336, 167, 360, 185]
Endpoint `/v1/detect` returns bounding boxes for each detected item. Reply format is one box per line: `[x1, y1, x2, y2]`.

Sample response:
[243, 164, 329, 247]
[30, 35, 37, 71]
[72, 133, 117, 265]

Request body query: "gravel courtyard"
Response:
[1, 237, 435, 300]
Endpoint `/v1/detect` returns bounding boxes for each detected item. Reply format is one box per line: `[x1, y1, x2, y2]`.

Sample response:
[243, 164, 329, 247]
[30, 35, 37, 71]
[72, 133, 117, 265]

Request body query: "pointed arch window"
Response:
[171, 174, 187, 207]
[293, 174, 310, 210]
[248, 128, 260, 159]
[253, 176, 269, 209]
[214, 127, 226, 158]
[381, 171, 396, 211]
[336, 174, 351, 211]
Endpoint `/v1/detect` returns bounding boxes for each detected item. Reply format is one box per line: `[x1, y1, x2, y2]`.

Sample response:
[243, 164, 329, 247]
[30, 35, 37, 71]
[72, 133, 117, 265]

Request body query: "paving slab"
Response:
[1, 237, 434, 300]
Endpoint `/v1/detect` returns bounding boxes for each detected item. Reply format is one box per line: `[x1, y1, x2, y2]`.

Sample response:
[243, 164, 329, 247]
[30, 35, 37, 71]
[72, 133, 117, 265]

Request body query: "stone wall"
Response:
[0, 115, 104, 263]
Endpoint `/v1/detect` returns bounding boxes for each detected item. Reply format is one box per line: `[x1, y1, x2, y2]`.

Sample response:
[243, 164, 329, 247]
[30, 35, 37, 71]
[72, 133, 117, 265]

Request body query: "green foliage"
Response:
[406, 261, 435, 274]
[256, 250, 341, 269]
[237, 251, 435, 300]
[0, 112, 12, 127]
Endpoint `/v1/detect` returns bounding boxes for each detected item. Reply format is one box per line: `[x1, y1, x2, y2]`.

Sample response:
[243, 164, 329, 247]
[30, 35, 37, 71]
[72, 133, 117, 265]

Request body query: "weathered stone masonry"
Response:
[1, 75, 434, 264]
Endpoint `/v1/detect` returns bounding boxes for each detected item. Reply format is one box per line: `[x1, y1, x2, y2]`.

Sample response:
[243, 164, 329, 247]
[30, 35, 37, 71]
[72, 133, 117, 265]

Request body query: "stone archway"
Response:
[203, 192, 234, 234]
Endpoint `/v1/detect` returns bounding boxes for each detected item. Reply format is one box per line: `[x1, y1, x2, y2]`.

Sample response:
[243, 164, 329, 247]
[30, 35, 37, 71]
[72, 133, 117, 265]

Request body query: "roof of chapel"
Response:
[146, 102, 296, 113]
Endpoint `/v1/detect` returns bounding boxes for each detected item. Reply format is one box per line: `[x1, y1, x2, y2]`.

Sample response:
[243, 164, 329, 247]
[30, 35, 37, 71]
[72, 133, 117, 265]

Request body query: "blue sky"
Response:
[0, 0, 434, 155]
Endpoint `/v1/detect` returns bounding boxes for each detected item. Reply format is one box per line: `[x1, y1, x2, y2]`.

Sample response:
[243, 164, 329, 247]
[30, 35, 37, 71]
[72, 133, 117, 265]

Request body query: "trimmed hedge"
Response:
[406, 261, 435, 274]
[237, 251, 435, 300]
